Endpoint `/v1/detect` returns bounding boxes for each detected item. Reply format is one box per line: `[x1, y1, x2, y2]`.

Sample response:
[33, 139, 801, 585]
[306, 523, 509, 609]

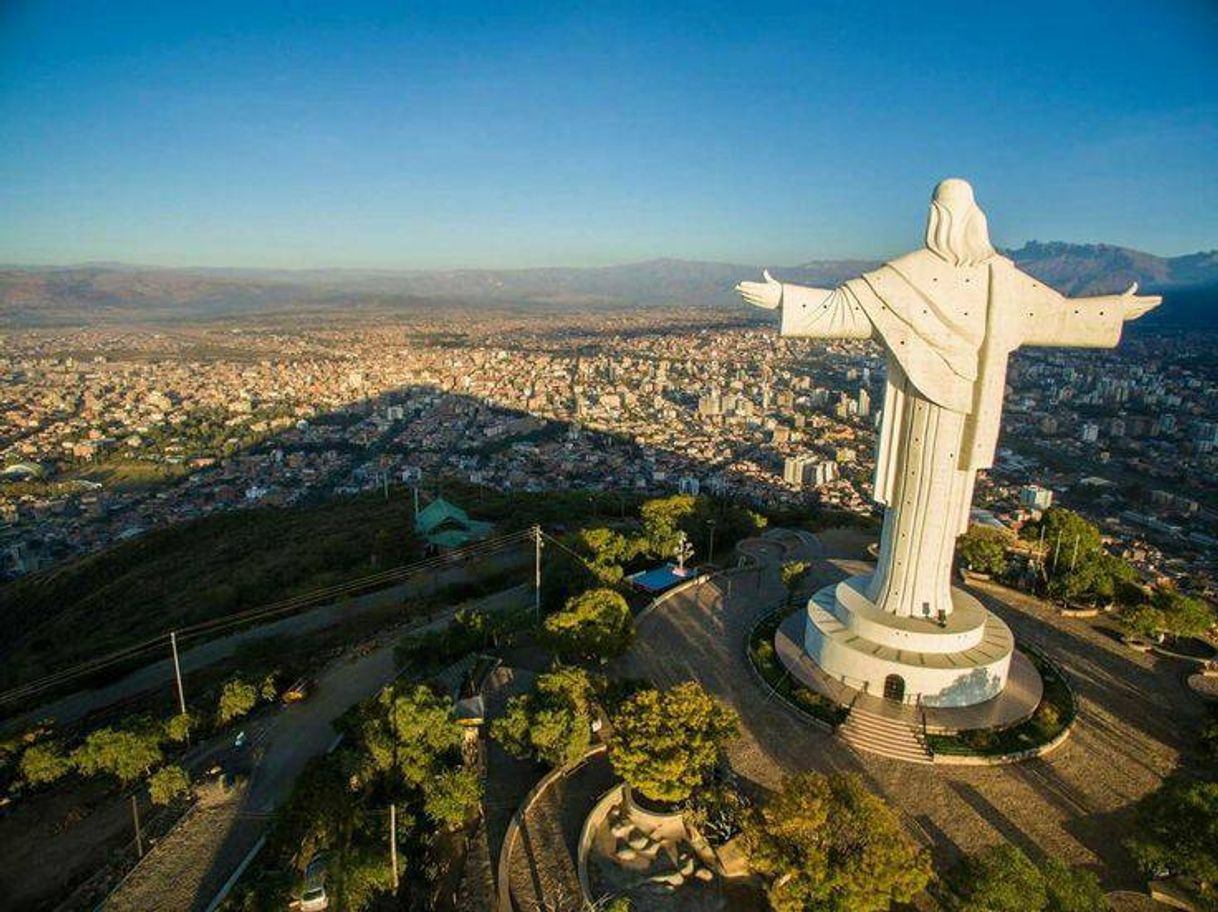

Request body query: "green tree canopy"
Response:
[148, 765, 191, 805]
[745, 771, 931, 912]
[71, 726, 163, 784]
[163, 712, 195, 744]
[640, 495, 699, 558]
[1126, 776, 1218, 896]
[1151, 590, 1215, 639]
[491, 666, 597, 768]
[1022, 508, 1138, 605]
[608, 681, 738, 804]
[217, 677, 259, 725]
[422, 767, 481, 827]
[957, 525, 1011, 576]
[1041, 858, 1106, 912]
[780, 561, 810, 607]
[577, 527, 641, 584]
[951, 844, 1047, 912]
[544, 588, 635, 661]
[354, 684, 463, 786]
[19, 740, 71, 787]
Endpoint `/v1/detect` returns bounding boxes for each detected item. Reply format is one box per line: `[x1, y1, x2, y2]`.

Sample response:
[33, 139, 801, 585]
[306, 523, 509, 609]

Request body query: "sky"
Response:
[1, 0, 1216, 269]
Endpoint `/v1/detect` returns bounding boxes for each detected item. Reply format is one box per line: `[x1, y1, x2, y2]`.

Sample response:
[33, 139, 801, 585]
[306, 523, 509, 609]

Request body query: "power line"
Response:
[0, 529, 532, 707]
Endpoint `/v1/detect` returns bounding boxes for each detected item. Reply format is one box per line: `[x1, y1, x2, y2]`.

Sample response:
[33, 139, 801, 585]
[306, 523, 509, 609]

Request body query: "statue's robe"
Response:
[779, 249, 1128, 618]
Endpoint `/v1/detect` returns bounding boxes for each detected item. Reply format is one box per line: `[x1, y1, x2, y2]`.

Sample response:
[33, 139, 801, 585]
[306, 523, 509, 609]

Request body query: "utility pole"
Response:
[706, 519, 717, 566]
[383, 472, 389, 501]
[533, 525, 543, 622]
[132, 794, 143, 858]
[389, 802, 399, 890]
[170, 631, 187, 717]
[1051, 528, 1064, 575]
[1069, 534, 1081, 573]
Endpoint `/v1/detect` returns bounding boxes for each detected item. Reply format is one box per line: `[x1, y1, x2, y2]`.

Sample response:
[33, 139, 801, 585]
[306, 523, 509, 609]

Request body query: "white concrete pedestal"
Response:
[804, 574, 1014, 707]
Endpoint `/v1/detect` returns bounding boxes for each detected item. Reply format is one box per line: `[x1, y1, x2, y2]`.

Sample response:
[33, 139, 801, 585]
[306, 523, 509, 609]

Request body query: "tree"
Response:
[608, 681, 738, 804]
[422, 767, 481, 827]
[71, 726, 163, 784]
[780, 561, 810, 608]
[1126, 776, 1218, 896]
[951, 844, 1046, 912]
[1042, 858, 1106, 912]
[163, 712, 195, 744]
[745, 771, 930, 912]
[258, 671, 279, 702]
[1021, 508, 1139, 606]
[19, 740, 71, 786]
[148, 765, 191, 805]
[640, 495, 699, 558]
[544, 588, 634, 661]
[491, 666, 596, 767]
[957, 525, 1010, 576]
[1121, 603, 1169, 640]
[577, 527, 641, 585]
[355, 684, 463, 786]
[217, 677, 259, 725]
[1152, 590, 1215, 639]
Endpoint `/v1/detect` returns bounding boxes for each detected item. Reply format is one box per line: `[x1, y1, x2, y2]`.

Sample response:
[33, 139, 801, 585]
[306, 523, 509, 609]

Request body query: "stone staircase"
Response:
[837, 705, 934, 764]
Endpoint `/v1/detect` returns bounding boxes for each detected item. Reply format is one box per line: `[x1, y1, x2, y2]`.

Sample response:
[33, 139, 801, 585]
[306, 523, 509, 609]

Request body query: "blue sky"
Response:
[1, 0, 1216, 268]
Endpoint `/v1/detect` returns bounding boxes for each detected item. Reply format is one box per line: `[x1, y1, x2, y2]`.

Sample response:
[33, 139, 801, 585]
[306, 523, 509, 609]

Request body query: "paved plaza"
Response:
[614, 530, 1207, 888]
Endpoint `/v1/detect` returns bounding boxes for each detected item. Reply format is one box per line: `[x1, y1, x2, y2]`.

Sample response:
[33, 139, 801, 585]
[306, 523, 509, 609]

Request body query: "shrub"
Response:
[543, 589, 634, 662]
[19, 741, 71, 786]
[148, 765, 191, 805]
[746, 771, 931, 912]
[217, 677, 259, 725]
[71, 726, 162, 784]
[608, 681, 738, 804]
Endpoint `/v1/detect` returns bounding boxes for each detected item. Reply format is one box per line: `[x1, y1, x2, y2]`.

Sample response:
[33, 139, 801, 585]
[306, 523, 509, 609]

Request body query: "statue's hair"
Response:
[924, 178, 995, 267]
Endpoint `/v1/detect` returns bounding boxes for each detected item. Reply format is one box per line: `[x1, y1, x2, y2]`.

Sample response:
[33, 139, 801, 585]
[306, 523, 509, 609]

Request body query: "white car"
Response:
[298, 853, 328, 911]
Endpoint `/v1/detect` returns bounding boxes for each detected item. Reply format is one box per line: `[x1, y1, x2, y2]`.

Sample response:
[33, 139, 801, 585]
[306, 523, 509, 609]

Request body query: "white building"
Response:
[1019, 484, 1054, 512]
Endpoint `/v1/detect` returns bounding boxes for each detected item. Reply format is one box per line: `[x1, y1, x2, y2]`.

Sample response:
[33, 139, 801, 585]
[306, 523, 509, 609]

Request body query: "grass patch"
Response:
[71, 459, 191, 491]
[747, 610, 847, 728]
[926, 646, 1075, 757]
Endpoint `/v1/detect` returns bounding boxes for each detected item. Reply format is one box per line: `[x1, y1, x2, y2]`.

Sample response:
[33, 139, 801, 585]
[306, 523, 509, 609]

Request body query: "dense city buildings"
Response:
[2, 315, 1217, 598]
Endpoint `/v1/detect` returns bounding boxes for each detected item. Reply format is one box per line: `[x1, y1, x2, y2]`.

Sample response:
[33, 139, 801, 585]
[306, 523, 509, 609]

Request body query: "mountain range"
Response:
[1, 242, 1215, 327]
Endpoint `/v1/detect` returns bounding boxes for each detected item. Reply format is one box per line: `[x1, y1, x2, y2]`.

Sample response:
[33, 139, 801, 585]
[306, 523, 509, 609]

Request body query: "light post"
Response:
[674, 531, 694, 575]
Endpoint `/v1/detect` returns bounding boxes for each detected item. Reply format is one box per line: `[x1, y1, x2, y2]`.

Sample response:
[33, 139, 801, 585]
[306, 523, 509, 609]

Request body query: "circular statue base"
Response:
[775, 606, 1042, 735]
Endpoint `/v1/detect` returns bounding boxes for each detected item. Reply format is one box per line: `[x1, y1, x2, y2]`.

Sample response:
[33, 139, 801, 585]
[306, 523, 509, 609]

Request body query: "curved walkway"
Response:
[613, 529, 1204, 891]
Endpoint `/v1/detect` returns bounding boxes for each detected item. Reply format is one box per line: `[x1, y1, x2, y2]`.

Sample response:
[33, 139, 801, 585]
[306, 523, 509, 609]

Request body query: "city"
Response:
[2, 2, 1217, 912]
[5, 317, 1218, 597]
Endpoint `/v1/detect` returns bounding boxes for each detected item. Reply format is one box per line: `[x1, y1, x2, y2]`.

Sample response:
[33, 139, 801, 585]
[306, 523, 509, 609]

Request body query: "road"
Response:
[100, 583, 531, 912]
[7, 544, 528, 732]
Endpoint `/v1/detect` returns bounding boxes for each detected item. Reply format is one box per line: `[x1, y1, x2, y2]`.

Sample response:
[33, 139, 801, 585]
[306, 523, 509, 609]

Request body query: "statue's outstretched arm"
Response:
[1022, 283, 1161, 348]
[736, 270, 872, 340]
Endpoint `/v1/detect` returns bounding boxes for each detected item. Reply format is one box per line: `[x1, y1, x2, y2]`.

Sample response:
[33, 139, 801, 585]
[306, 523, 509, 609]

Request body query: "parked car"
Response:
[299, 852, 328, 911]
[281, 677, 315, 706]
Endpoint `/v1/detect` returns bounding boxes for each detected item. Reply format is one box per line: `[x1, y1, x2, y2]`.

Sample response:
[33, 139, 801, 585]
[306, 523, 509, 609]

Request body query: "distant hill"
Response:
[1, 242, 1215, 326]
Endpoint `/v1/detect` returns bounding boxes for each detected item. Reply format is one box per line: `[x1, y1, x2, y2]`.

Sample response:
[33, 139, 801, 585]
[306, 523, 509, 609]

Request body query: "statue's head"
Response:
[925, 178, 995, 267]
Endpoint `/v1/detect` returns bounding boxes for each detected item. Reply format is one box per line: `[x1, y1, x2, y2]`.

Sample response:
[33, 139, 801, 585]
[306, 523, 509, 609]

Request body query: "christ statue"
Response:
[738, 179, 1159, 625]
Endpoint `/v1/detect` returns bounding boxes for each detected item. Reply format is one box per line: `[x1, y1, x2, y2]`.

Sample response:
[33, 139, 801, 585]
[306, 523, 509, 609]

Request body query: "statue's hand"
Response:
[1119, 282, 1162, 321]
[735, 269, 782, 310]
